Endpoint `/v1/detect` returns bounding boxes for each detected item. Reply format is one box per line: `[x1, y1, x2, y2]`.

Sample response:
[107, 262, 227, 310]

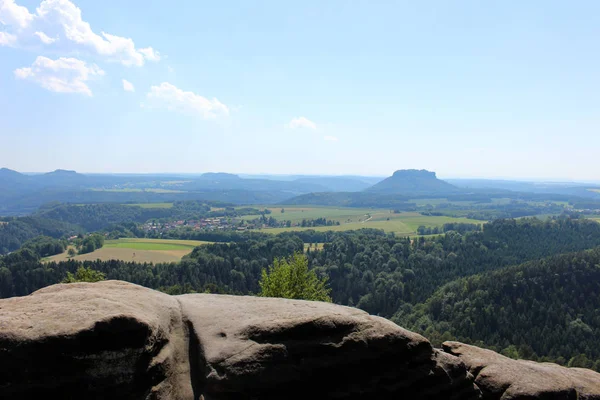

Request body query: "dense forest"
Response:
[0, 216, 81, 254]
[395, 248, 600, 371]
[1, 216, 600, 369]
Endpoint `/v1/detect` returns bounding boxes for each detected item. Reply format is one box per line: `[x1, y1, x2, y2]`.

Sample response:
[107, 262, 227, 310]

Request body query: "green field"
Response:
[44, 238, 211, 263]
[242, 206, 482, 235]
[124, 202, 174, 208]
[104, 238, 211, 250]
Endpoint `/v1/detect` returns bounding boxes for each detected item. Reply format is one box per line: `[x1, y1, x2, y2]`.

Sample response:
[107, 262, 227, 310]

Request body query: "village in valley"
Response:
[140, 217, 249, 233]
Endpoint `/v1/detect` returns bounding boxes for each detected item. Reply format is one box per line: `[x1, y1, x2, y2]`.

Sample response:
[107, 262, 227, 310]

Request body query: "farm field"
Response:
[125, 202, 174, 208]
[43, 238, 211, 263]
[242, 206, 482, 235]
[240, 206, 378, 224]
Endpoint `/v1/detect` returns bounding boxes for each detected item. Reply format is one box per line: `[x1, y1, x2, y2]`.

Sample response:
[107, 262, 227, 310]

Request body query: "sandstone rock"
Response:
[0, 281, 192, 399]
[443, 341, 600, 400]
[5, 281, 597, 400]
[177, 293, 480, 399]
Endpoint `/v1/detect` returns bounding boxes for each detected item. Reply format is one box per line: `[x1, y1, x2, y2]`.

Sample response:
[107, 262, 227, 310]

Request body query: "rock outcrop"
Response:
[0, 281, 598, 399]
[444, 341, 600, 399]
[0, 281, 192, 399]
[178, 293, 480, 399]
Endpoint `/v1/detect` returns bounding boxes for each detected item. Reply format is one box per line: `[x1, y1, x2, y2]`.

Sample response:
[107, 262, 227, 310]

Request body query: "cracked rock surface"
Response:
[0, 281, 598, 399]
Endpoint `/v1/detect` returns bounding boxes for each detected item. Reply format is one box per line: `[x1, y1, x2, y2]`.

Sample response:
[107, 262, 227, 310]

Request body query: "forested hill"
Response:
[395, 248, 600, 370]
[366, 169, 459, 195]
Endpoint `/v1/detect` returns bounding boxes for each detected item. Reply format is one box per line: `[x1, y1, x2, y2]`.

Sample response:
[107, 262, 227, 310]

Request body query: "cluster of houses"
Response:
[140, 217, 242, 233]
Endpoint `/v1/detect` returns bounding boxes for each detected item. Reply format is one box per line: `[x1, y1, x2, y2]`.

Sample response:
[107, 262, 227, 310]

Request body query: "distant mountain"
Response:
[33, 169, 91, 187]
[0, 168, 329, 215]
[292, 177, 373, 192]
[366, 169, 459, 195]
[0, 168, 27, 185]
[199, 172, 241, 181]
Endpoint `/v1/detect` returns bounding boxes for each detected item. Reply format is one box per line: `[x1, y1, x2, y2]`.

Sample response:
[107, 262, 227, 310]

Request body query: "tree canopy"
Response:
[62, 266, 106, 283]
[259, 253, 331, 302]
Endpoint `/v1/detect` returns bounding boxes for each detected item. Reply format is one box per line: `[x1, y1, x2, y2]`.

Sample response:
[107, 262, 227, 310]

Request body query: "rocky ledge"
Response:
[0, 281, 598, 399]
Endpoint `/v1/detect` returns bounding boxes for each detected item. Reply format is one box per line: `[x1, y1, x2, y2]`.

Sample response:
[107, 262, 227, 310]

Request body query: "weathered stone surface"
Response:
[443, 341, 600, 400]
[0, 281, 192, 399]
[1, 281, 597, 400]
[178, 293, 481, 399]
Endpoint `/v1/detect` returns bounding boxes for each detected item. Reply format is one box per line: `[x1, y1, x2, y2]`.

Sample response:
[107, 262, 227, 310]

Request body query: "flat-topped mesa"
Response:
[0, 281, 599, 399]
[392, 169, 438, 179]
[366, 169, 458, 195]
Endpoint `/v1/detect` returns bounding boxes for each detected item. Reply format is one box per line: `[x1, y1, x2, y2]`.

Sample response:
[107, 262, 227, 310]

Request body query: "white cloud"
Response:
[289, 116, 317, 130]
[139, 47, 160, 61]
[324, 135, 339, 141]
[122, 78, 134, 92]
[0, 30, 17, 45]
[0, 0, 34, 28]
[14, 56, 104, 96]
[34, 30, 55, 44]
[144, 82, 229, 119]
[0, 0, 159, 66]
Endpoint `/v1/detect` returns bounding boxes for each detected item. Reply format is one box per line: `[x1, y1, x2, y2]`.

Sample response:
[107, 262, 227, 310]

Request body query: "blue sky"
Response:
[1, 0, 599, 180]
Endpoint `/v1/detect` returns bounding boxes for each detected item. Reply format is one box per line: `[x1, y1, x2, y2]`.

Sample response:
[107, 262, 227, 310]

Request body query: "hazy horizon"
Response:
[2, 1, 599, 180]
[4, 166, 600, 184]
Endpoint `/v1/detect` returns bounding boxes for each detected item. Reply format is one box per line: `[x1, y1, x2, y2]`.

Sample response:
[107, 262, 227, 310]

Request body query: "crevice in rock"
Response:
[179, 302, 209, 400]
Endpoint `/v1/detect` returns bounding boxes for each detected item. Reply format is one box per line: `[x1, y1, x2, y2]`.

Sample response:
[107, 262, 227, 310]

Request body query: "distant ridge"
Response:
[44, 169, 79, 175]
[365, 169, 459, 195]
[0, 168, 25, 180]
[200, 172, 241, 180]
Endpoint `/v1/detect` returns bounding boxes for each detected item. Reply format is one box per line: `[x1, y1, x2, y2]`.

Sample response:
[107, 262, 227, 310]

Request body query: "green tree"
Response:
[67, 248, 76, 258]
[259, 252, 331, 302]
[62, 266, 106, 283]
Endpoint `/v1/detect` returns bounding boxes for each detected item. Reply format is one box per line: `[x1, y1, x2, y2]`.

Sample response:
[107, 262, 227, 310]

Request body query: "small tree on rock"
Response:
[259, 252, 331, 302]
[62, 266, 106, 283]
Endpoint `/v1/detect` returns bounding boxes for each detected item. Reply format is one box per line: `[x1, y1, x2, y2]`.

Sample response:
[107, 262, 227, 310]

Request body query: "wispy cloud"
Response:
[34, 31, 56, 44]
[14, 56, 104, 96]
[1, 0, 159, 67]
[122, 79, 134, 92]
[139, 47, 160, 62]
[289, 116, 317, 130]
[0, 31, 17, 46]
[144, 82, 229, 119]
[324, 135, 339, 142]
